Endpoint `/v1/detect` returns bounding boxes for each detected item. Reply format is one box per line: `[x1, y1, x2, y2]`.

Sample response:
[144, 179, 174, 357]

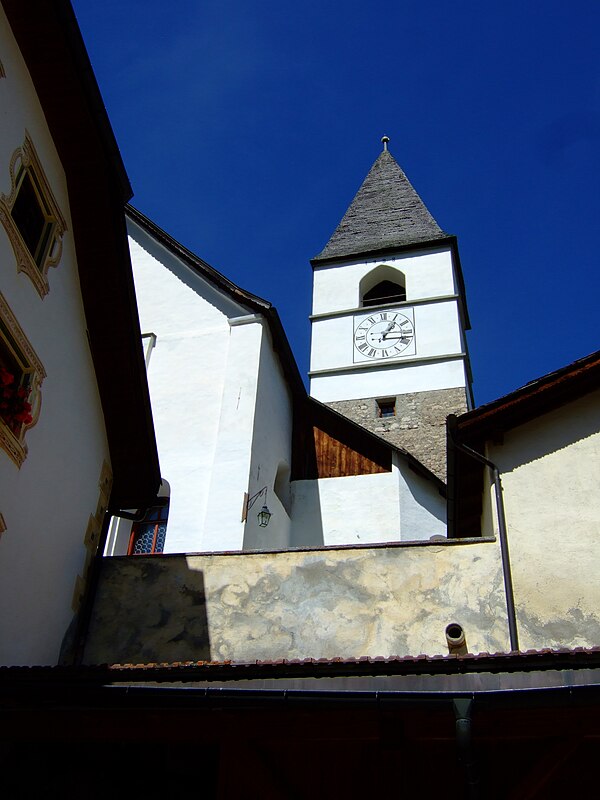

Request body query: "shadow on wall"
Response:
[289, 479, 325, 547]
[402, 468, 446, 529]
[499, 393, 600, 472]
[83, 555, 211, 665]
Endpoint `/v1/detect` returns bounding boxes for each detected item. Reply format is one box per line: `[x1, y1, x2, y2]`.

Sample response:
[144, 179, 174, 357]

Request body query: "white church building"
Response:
[4, 6, 600, 795]
[106, 143, 465, 558]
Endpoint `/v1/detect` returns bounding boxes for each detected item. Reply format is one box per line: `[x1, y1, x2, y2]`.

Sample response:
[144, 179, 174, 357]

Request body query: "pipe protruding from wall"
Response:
[446, 622, 468, 656]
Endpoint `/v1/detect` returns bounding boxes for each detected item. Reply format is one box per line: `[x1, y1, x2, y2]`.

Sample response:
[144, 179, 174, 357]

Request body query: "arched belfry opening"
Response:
[360, 265, 406, 307]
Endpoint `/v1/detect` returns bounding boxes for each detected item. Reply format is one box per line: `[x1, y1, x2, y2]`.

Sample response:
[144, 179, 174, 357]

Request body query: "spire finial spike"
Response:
[381, 135, 390, 151]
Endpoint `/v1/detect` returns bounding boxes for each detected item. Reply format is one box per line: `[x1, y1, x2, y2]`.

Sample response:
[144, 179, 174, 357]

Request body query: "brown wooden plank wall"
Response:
[312, 426, 389, 478]
[292, 398, 392, 479]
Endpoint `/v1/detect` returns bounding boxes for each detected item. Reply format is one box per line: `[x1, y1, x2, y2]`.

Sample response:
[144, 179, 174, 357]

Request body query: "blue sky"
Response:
[72, 0, 600, 404]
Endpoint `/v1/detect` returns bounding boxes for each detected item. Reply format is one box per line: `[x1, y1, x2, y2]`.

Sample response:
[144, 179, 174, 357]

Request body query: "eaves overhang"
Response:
[126, 205, 307, 403]
[2, 0, 160, 508]
[126, 204, 270, 315]
[3, 646, 600, 689]
[311, 234, 456, 268]
[455, 348, 600, 440]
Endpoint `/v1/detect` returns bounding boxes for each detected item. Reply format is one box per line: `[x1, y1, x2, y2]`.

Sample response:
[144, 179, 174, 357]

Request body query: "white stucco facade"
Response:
[482, 389, 600, 650]
[289, 454, 445, 547]
[0, 13, 112, 665]
[242, 325, 294, 551]
[109, 221, 268, 555]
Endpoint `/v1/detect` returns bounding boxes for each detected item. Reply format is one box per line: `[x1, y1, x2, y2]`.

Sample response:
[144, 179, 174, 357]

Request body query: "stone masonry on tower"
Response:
[309, 141, 473, 480]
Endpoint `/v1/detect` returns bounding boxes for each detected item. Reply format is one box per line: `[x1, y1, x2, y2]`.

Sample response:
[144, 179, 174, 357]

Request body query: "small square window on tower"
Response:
[376, 398, 396, 418]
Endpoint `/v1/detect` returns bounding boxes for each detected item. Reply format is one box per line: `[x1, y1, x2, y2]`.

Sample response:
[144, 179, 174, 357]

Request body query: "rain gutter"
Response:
[447, 420, 519, 651]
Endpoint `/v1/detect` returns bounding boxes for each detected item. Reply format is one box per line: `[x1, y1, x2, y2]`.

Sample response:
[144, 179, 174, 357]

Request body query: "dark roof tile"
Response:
[313, 149, 447, 262]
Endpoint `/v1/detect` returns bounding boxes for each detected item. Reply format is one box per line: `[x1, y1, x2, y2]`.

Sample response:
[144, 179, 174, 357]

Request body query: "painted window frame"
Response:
[0, 133, 67, 298]
[0, 291, 45, 467]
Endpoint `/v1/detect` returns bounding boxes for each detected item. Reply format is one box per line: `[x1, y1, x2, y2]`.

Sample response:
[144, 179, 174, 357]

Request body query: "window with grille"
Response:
[128, 500, 169, 555]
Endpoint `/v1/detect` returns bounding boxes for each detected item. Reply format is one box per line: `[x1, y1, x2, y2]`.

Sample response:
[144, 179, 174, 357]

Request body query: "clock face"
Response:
[353, 309, 415, 361]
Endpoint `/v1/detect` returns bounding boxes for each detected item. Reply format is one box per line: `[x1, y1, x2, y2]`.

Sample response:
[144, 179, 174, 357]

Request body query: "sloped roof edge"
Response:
[3, 0, 131, 201]
[3, 0, 160, 508]
[310, 233, 457, 267]
[313, 149, 447, 261]
[456, 348, 600, 437]
[307, 396, 446, 493]
[126, 204, 271, 312]
[3, 646, 600, 684]
[126, 204, 307, 399]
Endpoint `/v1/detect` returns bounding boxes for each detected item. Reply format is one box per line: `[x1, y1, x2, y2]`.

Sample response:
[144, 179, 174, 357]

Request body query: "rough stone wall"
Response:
[83, 540, 508, 666]
[327, 387, 468, 480]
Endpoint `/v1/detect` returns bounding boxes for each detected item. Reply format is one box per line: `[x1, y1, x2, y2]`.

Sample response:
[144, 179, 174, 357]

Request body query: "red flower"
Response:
[0, 367, 33, 432]
[0, 367, 14, 387]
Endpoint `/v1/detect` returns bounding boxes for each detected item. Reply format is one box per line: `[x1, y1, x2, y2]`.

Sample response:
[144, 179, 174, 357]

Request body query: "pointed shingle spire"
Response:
[313, 144, 447, 262]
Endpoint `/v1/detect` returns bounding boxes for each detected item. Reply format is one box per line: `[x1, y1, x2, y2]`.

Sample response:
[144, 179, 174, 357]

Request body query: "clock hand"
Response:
[382, 327, 400, 340]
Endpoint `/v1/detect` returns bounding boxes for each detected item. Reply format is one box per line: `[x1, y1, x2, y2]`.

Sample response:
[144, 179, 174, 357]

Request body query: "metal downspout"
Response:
[454, 698, 480, 799]
[449, 430, 519, 652]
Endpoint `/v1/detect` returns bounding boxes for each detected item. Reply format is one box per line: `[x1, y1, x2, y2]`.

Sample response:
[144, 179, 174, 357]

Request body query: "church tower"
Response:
[309, 139, 473, 480]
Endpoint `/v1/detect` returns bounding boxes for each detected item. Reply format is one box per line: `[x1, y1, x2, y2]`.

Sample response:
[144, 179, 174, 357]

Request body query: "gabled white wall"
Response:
[0, 13, 111, 665]
[126, 221, 257, 554]
[396, 453, 446, 541]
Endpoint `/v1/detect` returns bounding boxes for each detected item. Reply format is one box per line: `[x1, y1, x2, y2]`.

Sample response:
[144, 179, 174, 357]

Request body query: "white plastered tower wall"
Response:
[308, 146, 472, 481]
[310, 246, 469, 400]
[0, 12, 112, 664]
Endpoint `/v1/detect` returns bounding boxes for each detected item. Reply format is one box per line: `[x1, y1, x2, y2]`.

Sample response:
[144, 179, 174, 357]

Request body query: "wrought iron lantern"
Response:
[242, 486, 272, 527]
